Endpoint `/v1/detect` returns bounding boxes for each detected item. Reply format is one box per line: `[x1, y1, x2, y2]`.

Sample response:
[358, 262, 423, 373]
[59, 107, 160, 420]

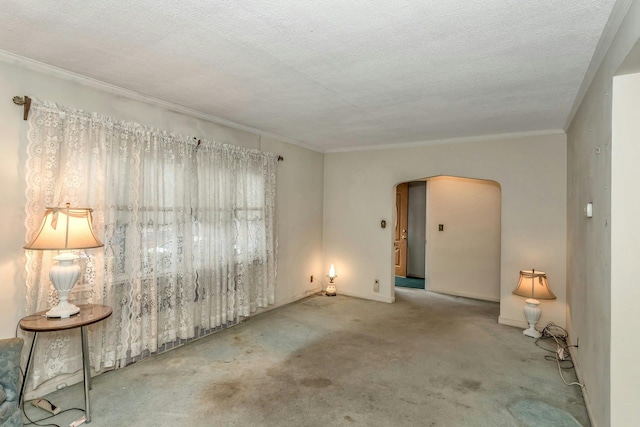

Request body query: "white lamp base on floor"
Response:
[325, 283, 336, 296]
[522, 298, 542, 338]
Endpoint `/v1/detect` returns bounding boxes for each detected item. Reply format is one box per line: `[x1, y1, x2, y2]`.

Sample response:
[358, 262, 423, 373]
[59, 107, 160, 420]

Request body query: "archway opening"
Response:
[393, 175, 502, 303]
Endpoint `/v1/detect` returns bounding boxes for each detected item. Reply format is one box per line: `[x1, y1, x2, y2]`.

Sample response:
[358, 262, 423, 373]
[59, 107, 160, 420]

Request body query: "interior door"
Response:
[395, 183, 408, 277]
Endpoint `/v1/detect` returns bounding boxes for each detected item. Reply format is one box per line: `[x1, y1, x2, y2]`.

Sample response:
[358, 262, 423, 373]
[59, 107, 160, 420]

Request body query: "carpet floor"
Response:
[25, 289, 589, 426]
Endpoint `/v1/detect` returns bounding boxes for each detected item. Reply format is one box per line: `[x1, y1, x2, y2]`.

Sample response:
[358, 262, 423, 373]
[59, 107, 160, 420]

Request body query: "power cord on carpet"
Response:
[534, 322, 584, 388]
[17, 362, 84, 427]
[21, 396, 84, 427]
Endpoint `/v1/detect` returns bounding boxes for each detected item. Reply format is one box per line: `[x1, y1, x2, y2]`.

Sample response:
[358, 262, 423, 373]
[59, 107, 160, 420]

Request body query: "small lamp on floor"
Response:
[24, 203, 103, 318]
[326, 264, 337, 296]
[512, 269, 556, 338]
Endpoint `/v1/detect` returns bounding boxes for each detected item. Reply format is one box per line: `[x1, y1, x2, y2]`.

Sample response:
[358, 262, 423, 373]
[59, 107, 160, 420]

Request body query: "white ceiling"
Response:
[0, 1, 621, 151]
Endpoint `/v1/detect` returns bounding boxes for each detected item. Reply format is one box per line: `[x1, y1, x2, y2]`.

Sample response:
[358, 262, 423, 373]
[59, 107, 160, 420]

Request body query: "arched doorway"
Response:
[393, 175, 502, 302]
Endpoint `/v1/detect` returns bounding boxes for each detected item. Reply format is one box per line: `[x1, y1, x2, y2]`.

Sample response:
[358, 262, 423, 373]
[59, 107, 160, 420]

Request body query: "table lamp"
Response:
[326, 264, 337, 296]
[24, 203, 103, 318]
[512, 269, 556, 338]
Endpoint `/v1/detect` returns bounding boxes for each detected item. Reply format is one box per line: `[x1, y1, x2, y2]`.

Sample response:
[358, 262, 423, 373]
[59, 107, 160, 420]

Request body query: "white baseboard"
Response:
[498, 315, 528, 329]
[24, 370, 88, 401]
[566, 333, 596, 426]
[337, 289, 394, 303]
[253, 286, 323, 316]
[428, 288, 500, 303]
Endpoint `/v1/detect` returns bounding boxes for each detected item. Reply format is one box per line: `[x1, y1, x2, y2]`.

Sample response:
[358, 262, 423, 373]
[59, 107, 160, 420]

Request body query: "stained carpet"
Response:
[26, 289, 590, 426]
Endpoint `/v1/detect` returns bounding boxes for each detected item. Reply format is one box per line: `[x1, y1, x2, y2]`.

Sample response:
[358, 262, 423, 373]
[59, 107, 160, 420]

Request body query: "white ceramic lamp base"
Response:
[522, 298, 542, 338]
[46, 252, 81, 318]
[326, 283, 336, 296]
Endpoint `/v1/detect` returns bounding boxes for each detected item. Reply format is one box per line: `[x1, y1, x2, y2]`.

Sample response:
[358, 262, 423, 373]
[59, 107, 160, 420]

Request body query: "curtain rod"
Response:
[12, 95, 31, 120]
[12, 95, 284, 161]
[195, 137, 283, 161]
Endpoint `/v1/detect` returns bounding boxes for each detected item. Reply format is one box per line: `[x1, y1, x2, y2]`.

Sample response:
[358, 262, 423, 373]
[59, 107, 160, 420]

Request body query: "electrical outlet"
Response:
[310, 275, 313, 283]
[374, 279, 380, 292]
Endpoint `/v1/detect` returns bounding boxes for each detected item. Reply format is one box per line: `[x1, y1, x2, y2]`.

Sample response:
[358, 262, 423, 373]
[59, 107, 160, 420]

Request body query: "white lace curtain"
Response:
[24, 100, 278, 389]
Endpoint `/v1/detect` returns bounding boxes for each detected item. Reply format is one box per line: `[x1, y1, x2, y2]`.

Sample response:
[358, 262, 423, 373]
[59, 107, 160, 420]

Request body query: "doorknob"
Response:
[402, 235, 407, 240]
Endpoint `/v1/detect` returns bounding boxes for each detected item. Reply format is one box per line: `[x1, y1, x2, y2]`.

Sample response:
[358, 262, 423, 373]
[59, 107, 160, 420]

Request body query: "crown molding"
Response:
[325, 129, 566, 153]
[0, 49, 324, 153]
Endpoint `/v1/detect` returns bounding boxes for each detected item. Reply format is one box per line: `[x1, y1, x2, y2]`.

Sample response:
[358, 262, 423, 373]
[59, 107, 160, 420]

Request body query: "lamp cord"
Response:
[535, 322, 584, 388]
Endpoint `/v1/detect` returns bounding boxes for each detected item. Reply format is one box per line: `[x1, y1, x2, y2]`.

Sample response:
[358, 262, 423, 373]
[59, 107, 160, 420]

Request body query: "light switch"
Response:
[584, 203, 593, 218]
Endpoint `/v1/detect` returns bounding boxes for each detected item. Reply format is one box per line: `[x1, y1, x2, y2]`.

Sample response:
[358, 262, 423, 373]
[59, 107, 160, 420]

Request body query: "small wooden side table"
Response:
[19, 304, 112, 423]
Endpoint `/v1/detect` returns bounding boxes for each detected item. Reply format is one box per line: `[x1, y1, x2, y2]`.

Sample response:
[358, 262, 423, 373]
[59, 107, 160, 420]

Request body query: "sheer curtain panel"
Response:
[24, 100, 278, 389]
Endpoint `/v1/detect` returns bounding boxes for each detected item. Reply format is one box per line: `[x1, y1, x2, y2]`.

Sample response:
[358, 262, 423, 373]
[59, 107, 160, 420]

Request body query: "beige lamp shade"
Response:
[512, 269, 556, 300]
[24, 204, 103, 250]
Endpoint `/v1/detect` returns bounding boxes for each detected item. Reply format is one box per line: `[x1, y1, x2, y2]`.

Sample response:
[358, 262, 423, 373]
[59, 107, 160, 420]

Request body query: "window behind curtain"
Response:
[24, 100, 278, 388]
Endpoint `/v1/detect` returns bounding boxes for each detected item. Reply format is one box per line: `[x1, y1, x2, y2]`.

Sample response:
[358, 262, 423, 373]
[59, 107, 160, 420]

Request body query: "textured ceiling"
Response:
[0, 0, 619, 151]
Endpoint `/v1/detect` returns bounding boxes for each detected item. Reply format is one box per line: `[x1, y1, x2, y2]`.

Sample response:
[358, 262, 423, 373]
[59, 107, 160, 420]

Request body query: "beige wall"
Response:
[566, 1, 640, 425]
[427, 176, 501, 302]
[0, 57, 325, 339]
[323, 133, 567, 328]
[260, 136, 325, 306]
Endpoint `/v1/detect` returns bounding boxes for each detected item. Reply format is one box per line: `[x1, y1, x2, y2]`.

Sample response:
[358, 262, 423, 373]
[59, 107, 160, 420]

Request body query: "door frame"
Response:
[394, 182, 408, 277]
